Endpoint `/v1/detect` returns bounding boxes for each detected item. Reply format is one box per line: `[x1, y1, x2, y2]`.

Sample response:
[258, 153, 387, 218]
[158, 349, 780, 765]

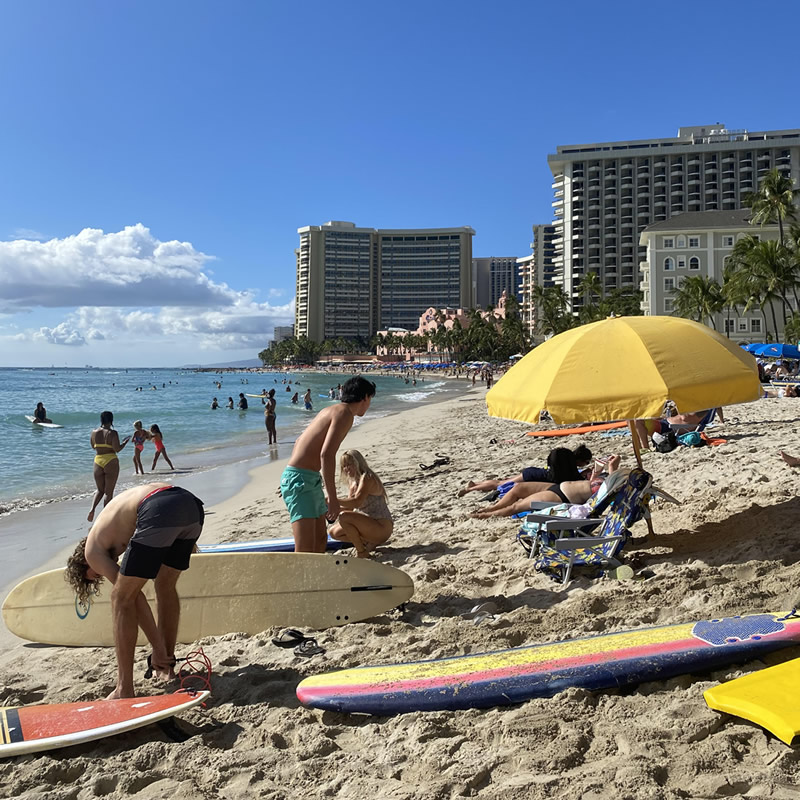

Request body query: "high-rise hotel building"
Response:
[546, 125, 800, 310]
[295, 221, 475, 342]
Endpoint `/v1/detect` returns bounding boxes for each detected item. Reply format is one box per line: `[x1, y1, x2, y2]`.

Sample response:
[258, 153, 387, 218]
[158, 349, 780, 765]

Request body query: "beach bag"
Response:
[677, 431, 704, 447]
[652, 430, 679, 453]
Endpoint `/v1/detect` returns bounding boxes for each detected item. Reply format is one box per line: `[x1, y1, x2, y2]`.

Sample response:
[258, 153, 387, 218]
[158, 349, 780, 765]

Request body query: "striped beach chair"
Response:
[529, 468, 653, 586]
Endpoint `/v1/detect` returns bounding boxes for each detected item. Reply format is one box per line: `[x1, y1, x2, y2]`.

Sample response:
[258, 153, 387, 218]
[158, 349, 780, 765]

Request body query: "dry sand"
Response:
[3, 389, 800, 799]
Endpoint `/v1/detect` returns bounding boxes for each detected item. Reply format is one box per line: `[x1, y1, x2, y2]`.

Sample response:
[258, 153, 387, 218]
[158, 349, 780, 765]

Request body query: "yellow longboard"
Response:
[2, 553, 414, 646]
[704, 657, 800, 744]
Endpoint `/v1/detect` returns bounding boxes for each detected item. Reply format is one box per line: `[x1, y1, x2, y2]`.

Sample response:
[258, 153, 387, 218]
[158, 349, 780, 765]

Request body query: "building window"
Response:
[725, 318, 735, 334]
[677, 256, 686, 269]
[738, 319, 749, 332]
[664, 277, 675, 291]
[751, 318, 762, 334]
[663, 237, 674, 248]
[664, 257, 675, 271]
[723, 235, 734, 247]
[689, 256, 700, 270]
[664, 298, 675, 313]
[677, 235, 686, 247]
[689, 237, 700, 248]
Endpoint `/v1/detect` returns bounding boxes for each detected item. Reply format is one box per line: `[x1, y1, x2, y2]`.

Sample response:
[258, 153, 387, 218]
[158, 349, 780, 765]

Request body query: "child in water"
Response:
[131, 420, 150, 475]
[150, 424, 175, 471]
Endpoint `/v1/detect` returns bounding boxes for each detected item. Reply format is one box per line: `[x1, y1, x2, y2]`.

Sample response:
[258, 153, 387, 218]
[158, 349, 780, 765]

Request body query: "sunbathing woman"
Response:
[459, 445, 592, 497]
[328, 449, 393, 557]
[471, 455, 621, 519]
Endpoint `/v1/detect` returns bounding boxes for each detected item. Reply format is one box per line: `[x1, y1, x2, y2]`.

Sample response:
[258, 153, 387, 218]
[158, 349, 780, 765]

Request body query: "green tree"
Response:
[745, 168, 799, 246]
[672, 275, 724, 328]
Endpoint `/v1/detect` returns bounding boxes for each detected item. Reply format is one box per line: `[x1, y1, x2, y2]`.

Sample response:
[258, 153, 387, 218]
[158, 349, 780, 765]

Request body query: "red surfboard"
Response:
[0, 691, 209, 757]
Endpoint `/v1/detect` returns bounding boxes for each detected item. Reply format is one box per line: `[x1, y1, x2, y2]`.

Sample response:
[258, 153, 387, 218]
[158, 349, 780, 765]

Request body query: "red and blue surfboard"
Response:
[297, 612, 800, 714]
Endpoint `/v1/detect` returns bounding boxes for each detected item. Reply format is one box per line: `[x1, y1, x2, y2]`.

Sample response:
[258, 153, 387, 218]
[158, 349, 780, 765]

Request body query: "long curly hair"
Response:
[64, 538, 103, 607]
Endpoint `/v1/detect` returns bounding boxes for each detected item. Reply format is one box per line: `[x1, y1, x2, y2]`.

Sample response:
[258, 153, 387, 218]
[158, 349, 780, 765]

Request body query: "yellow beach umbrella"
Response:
[487, 315, 761, 427]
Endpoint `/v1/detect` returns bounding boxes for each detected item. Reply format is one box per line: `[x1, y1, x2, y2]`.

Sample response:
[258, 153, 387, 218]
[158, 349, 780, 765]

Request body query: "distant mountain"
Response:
[179, 358, 263, 369]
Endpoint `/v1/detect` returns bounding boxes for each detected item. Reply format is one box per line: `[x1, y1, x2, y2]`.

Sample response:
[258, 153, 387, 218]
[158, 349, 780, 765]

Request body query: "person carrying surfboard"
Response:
[280, 376, 376, 553]
[65, 483, 205, 700]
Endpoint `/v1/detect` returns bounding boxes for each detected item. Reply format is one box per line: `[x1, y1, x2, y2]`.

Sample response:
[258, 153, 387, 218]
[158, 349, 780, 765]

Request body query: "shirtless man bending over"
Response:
[280, 375, 376, 553]
[65, 483, 204, 699]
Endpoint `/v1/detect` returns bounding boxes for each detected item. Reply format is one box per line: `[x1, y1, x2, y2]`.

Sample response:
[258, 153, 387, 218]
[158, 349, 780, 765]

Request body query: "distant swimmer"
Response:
[291, 392, 299, 404]
[238, 392, 248, 410]
[88, 411, 130, 522]
[33, 402, 52, 424]
[304, 389, 313, 411]
[226, 396, 234, 409]
[211, 397, 219, 409]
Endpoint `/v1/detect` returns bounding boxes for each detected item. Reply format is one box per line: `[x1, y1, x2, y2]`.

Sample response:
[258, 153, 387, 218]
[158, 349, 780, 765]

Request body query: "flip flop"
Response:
[272, 628, 308, 648]
[294, 638, 325, 658]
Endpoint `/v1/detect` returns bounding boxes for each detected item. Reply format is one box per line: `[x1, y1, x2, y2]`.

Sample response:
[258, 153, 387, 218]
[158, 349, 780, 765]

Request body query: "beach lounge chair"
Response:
[526, 468, 653, 586]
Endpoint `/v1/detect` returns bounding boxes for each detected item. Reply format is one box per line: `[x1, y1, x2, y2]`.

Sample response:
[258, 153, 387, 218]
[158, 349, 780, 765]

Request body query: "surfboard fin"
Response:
[704, 657, 800, 745]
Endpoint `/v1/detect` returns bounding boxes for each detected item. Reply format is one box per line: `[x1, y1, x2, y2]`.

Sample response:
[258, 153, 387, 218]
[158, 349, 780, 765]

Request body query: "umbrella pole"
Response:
[628, 420, 656, 539]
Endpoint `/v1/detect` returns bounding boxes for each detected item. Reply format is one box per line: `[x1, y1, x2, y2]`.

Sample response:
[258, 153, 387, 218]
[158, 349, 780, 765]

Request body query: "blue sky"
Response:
[1, 0, 797, 367]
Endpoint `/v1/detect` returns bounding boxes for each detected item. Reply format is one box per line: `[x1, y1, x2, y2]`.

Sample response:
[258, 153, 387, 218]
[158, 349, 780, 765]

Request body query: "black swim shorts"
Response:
[119, 486, 204, 579]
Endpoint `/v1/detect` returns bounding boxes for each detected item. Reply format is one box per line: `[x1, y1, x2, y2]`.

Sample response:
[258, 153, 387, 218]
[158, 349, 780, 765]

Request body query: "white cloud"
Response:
[32, 323, 87, 346]
[0, 223, 237, 310]
[1, 225, 295, 353]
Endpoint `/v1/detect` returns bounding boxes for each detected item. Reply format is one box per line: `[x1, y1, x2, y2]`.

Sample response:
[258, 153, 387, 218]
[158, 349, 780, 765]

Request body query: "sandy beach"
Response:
[3, 389, 800, 799]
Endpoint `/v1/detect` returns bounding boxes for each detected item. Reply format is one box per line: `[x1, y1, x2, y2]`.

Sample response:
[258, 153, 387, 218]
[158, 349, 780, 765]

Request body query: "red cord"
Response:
[173, 646, 213, 698]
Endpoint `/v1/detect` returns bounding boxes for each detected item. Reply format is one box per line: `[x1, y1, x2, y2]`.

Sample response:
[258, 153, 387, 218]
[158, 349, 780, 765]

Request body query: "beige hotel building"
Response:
[295, 221, 475, 342]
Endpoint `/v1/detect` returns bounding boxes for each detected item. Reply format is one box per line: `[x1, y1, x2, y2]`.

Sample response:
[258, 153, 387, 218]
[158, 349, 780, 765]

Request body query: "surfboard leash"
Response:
[176, 646, 213, 697]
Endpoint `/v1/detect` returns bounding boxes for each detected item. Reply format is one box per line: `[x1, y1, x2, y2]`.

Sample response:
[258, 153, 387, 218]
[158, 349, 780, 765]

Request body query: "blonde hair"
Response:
[340, 449, 386, 497]
[133, 420, 143, 429]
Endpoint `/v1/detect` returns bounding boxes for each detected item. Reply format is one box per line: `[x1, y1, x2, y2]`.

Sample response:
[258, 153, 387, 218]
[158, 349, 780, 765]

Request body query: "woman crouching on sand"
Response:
[328, 449, 393, 557]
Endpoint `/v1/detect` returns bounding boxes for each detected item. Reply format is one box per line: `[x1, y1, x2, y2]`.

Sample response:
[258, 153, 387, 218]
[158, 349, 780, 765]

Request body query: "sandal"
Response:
[272, 628, 308, 648]
[294, 638, 325, 658]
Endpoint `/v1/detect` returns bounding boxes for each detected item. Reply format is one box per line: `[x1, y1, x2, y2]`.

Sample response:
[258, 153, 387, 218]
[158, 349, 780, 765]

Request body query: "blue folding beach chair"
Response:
[528, 468, 653, 586]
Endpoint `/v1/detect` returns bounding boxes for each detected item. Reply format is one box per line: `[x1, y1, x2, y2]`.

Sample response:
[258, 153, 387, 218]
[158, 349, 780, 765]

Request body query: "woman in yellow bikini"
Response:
[88, 410, 130, 522]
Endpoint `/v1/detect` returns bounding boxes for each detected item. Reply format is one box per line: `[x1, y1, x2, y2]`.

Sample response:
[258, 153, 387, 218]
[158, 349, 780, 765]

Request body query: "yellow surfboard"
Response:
[2, 553, 414, 646]
[704, 657, 800, 744]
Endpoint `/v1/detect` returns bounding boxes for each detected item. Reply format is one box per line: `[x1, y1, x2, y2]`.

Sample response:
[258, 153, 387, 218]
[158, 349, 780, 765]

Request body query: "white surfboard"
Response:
[0, 691, 209, 757]
[24, 415, 63, 429]
[3, 553, 414, 646]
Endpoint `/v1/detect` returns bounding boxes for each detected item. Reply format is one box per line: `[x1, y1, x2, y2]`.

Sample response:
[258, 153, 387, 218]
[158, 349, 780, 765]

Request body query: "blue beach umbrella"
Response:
[741, 343, 765, 353]
[753, 343, 800, 359]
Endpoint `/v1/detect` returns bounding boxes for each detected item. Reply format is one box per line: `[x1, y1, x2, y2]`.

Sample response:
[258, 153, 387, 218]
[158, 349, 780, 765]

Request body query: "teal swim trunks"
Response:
[280, 466, 328, 522]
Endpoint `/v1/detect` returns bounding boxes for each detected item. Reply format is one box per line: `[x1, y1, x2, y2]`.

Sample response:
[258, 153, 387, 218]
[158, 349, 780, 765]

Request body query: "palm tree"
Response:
[745, 168, 799, 246]
[576, 272, 603, 322]
[672, 275, 724, 329]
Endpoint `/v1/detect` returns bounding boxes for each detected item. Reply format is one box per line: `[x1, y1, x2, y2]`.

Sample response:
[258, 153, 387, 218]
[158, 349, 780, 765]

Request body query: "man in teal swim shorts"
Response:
[280, 375, 376, 552]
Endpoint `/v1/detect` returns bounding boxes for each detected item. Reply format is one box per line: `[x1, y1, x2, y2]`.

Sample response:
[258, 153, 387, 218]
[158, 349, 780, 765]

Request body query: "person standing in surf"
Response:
[280, 376, 376, 553]
[88, 411, 130, 522]
[65, 483, 204, 699]
[264, 388, 277, 446]
[303, 388, 313, 411]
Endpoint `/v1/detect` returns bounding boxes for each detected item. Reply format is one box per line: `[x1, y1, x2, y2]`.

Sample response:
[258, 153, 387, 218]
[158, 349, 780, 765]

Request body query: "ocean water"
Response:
[0, 367, 458, 515]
